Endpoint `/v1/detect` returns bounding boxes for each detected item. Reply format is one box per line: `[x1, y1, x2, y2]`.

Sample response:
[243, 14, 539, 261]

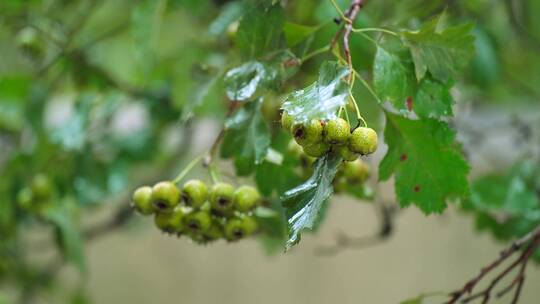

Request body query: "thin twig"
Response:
[445, 224, 540, 304]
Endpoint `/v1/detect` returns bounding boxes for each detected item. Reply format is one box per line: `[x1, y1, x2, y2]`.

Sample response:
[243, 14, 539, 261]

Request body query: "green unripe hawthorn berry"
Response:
[333, 176, 348, 193]
[281, 111, 294, 131]
[324, 118, 351, 144]
[343, 159, 370, 184]
[210, 182, 235, 212]
[349, 127, 378, 155]
[287, 139, 303, 158]
[17, 187, 33, 210]
[233, 185, 261, 212]
[337, 146, 359, 162]
[292, 119, 323, 146]
[31, 174, 52, 200]
[203, 221, 224, 241]
[132, 186, 154, 215]
[154, 207, 185, 233]
[181, 180, 208, 208]
[303, 142, 330, 158]
[151, 181, 180, 212]
[224, 216, 258, 242]
[184, 210, 212, 234]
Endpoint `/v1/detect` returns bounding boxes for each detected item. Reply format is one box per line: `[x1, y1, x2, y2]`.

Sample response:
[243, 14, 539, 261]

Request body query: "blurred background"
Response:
[1, 0, 540, 303]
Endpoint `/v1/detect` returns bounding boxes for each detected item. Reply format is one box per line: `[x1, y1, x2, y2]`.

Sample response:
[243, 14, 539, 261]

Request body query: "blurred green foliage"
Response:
[1, 0, 539, 303]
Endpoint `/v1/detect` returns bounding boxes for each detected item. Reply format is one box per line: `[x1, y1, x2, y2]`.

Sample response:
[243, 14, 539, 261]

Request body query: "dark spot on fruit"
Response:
[218, 198, 229, 207]
[233, 228, 244, 239]
[400, 154, 408, 161]
[188, 221, 200, 231]
[406, 97, 413, 111]
[181, 193, 191, 206]
[414, 185, 421, 192]
[154, 200, 168, 210]
[294, 128, 304, 139]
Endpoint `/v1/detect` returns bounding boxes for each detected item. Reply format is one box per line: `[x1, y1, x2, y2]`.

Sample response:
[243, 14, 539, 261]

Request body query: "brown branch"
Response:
[445, 224, 540, 304]
[342, 0, 364, 83]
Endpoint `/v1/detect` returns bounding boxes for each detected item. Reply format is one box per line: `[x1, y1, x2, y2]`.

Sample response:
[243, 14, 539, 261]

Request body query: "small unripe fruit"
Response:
[287, 139, 303, 158]
[337, 146, 358, 162]
[181, 180, 208, 208]
[31, 174, 52, 200]
[343, 159, 370, 184]
[333, 176, 348, 193]
[303, 142, 330, 158]
[203, 221, 223, 241]
[154, 207, 185, 233]
[292, 120, 323, 146]
[224, 216, 258, 241]
[132, 186, 154, 215]
[151, 181, 180, 212]
[349, 127, 378, 155]
[281, 111, 294, 131]
[17, 187, 33, 210]
[324, 118, 351, 144]
[210, 182, 235, 212]
[234, 186, 261, 212]
[184, 210, 212, 234]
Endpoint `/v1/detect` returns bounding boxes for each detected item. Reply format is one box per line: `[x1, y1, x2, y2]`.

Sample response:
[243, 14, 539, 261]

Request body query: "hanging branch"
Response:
[446, 224, 540, 304]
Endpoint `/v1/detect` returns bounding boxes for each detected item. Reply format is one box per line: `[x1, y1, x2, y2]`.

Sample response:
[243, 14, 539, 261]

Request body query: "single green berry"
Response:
[292, 119, 323, 146]
[17, 187, 33, 210]
[203, 220, 224, 241]
[209, 182, 235, 212]
[324, 118, 351, 144]
[233, 185, 261, 212]
[154, 206, 185, 233]
[224, 216, 258, 242]
[343, 159, 370, 184]
[287, 139, 303, 158]
[151, 181, 180, 212]
[333, 176, 348, 193]
[349, 127, 378, 155]
[337, 146, 358, 162]
[31, 174, 52, 200]
[181, 180, 208, 208]
[132, 186, 154, 215]
[280, 111, 294, 131]
[184, 210, 212, 234]
[303, 142, 330, 158]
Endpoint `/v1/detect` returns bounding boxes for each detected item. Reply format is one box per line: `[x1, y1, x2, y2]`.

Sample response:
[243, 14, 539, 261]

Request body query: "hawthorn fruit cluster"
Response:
[132, 180, 261, 243]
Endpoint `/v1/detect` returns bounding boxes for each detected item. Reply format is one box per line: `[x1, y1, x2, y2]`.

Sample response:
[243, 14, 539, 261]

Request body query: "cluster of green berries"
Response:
[333, 159, 370, 193]
[281, 111, 378, 160]
[287, 140, 370, 192]
[16, 174, 53, 213]
[131, 180, 261, 244]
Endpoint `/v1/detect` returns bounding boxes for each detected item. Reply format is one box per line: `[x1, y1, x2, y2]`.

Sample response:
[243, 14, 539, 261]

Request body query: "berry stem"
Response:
[300, 44, 331, 64]
[351, 27, 398, 36]
[172, 153, 206, 184]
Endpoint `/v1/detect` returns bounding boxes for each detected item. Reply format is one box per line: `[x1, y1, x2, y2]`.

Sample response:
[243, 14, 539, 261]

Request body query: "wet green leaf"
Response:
[282, 153, 341, 249]
[281, 61, 349, 124]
